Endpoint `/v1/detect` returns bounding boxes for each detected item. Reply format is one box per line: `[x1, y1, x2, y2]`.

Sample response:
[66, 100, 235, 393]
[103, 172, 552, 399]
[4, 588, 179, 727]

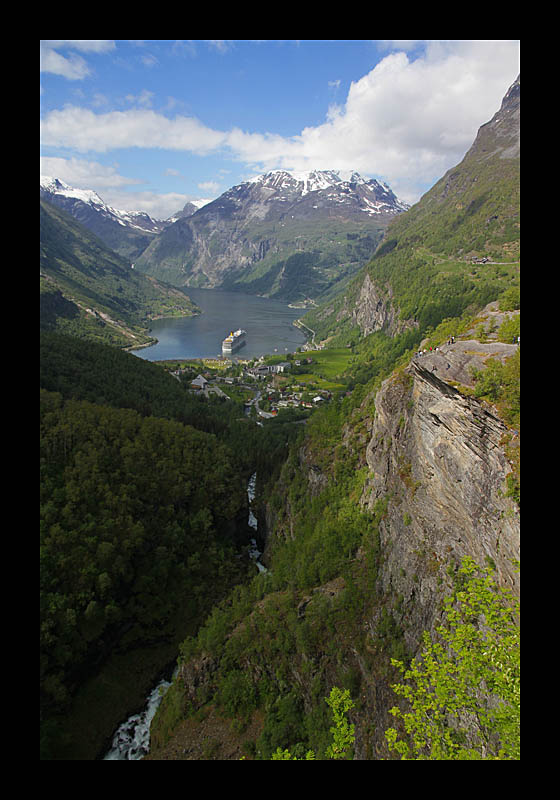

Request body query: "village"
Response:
[163, 351, 345, 420]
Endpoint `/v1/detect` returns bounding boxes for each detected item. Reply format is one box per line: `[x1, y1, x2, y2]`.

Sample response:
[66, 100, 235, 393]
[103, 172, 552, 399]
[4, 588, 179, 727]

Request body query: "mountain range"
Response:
[41, 169, 409, 305]
[40, 176, 203, 261]
[135, 169, 409, 303]
[40, 198, 199, 348]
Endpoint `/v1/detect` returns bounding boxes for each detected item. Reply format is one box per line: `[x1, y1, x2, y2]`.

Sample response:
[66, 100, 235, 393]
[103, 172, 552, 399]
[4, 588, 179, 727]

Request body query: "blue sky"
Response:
[40, 40, 520, 218]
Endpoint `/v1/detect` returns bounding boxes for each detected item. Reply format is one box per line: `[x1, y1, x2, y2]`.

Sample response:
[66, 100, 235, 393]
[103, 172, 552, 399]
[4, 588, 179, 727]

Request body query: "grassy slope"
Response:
[40, 200, 199, 347]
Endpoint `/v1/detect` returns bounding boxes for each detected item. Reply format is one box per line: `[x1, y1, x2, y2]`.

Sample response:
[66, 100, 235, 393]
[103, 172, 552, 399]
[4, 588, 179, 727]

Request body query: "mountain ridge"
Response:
[40, 176, 206, 261]
[40, 199, 199, 347]
[134, 169, 409, 303]
[303, 76, 520, 346]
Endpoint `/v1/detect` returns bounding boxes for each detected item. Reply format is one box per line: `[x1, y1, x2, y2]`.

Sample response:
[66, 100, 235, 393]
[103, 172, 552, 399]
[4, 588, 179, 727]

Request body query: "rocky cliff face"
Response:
[336, 272, 417, 338]
[330, 341, 519, 757]
[361, 347, 519, 632]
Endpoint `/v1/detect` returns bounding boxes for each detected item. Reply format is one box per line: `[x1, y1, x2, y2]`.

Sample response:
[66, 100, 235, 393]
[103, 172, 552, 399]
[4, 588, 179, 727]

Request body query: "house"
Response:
[270, 362, 291, 374]
[191, 374, 208, 390]
[246, 365, 270, 379]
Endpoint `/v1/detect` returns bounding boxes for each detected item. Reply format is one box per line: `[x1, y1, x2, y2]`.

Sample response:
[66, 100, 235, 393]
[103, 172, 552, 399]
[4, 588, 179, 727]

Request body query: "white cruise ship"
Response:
[222, 329, 246, 354]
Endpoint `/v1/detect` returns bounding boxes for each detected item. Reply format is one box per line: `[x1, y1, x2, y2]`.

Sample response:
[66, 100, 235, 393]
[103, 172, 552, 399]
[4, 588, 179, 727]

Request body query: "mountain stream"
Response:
[102, 472, 264, 759]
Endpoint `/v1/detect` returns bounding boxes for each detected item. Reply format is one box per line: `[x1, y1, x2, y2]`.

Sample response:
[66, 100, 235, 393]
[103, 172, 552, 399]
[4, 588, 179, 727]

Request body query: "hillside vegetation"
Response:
[40, 201, 199, 348]
[304, 78, 519, 348]
[145, 79, 520, 761]
[40, 78, 520, 761]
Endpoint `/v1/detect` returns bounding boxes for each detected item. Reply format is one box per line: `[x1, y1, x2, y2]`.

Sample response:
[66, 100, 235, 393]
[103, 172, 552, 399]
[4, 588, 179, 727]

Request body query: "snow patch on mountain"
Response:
[40, 176, 174, 233]
[246, 169, 409, 215]
[40, 176, 106, 208]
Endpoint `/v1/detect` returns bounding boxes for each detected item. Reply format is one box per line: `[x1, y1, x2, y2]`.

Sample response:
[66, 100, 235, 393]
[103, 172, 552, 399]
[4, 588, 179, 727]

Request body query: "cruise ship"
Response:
[222, 329, 247, 354]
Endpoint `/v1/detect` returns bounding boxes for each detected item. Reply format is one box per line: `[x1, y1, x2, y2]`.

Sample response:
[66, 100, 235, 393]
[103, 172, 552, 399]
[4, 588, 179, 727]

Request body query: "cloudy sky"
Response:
[40, 40, 520, 219]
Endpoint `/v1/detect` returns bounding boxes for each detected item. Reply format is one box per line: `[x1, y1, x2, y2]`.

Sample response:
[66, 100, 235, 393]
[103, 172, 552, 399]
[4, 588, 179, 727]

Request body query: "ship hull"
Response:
[222, 339, 246, 354]
[222, 329, 246, 354]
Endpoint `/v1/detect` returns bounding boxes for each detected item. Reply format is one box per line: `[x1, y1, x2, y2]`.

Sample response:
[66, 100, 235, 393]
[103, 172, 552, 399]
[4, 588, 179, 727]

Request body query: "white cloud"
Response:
[40, 107, 227, 154]
[141, 53, 159, 68]
[40, 156, 140, 191]
[41, 40, 116, 53]
[109, 190, 192, 219]
[40, 46, 90, 80]
[40, 40, 520, 204]
[40, 41, 116, 80]
[198, 180, 220, 193]
[220, 41, 520, 203]
[40, 155, 201, 218]
[206, 40, 234, 53]
[125, 89, 155, 107]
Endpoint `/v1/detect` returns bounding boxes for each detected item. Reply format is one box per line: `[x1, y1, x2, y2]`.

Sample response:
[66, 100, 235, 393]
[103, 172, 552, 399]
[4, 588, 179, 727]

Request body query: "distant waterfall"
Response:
[247, 472, 267, 574]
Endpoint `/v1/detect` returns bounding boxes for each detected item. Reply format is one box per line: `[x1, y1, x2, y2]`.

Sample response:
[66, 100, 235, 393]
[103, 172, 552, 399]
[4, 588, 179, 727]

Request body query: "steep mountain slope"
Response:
[146, 76, 520, 761]
[134, 170, 408, 303]
[41, 176, 183, 261]
[40, 199, 199, 348]
[305, 76, 520, 346]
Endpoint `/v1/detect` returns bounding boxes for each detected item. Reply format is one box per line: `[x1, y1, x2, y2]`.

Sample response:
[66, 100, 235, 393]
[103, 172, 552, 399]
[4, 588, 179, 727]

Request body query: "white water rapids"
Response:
[103, 677, 173, 760]
[102, 472, 265, 760]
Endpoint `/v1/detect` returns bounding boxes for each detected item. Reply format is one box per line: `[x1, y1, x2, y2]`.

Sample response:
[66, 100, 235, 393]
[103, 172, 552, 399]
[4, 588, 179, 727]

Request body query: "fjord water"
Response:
[132, 287, 307, 361]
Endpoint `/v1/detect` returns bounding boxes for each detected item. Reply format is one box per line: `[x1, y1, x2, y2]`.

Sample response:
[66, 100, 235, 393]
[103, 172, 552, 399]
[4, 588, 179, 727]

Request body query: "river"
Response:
[131, 287, 307, 361]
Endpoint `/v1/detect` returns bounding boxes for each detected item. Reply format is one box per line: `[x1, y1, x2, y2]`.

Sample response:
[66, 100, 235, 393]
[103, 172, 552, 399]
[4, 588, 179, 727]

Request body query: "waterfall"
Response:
[103, 676, 173, 760]
[102, 472, 267, 760]
[247, 472, 268, 574]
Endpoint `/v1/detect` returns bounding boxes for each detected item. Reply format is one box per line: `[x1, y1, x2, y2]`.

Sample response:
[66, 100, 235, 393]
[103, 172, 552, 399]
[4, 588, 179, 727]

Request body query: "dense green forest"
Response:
[39, 332, 304, 759]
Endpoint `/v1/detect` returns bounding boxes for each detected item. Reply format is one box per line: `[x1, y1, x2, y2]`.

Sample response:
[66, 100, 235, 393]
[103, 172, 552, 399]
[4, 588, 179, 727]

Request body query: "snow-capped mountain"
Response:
[135, 169, 409, 303]
[246, 169, 409, 216]
[40, 176, 203, 261]
[40, 176, 171, 234]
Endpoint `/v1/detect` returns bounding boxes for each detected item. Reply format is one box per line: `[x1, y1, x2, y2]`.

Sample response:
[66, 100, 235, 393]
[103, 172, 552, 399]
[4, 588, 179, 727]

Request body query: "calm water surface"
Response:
[131, 288, 307, 361]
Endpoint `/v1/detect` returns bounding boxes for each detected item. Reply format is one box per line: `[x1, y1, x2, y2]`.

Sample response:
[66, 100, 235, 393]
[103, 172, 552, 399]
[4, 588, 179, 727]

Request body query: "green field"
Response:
[303, 348, 354, 377]
[272, 348, 355, 391]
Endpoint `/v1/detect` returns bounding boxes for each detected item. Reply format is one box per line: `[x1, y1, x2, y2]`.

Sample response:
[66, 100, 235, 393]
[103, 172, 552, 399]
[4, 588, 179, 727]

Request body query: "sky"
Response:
[40, 40, 520, 219]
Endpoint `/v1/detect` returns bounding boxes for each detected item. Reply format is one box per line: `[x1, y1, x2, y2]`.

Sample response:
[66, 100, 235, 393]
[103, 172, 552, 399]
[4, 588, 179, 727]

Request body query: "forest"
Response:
[40, 331, 303, 758]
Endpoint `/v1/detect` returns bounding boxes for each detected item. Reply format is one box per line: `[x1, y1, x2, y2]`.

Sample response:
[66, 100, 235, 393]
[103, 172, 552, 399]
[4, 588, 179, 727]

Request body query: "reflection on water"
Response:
[132, 288, 307, 361]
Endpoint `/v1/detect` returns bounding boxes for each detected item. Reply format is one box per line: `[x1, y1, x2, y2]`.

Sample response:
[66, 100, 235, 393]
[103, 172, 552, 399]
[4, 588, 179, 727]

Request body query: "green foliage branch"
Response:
[385, 557, 520, 760]
[271, 687, 355, 760]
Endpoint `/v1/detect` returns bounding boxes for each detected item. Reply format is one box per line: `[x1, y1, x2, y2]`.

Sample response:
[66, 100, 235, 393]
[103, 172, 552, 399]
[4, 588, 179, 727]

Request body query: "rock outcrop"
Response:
[362, 349, 519, 643]
[342, 273, 417, 338]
